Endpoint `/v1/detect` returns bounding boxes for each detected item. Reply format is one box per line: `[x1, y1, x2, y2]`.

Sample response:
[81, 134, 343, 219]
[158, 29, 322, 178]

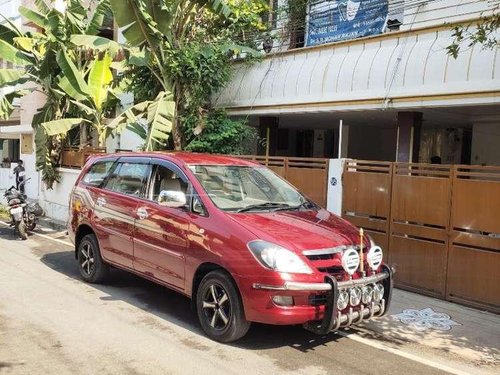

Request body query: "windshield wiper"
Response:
[273, 200, 317, 211]
[235, 202, 293, 213]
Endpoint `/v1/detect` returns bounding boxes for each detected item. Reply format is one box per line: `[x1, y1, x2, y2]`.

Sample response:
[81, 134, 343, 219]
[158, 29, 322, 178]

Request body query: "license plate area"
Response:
[10, 207, 23, 219]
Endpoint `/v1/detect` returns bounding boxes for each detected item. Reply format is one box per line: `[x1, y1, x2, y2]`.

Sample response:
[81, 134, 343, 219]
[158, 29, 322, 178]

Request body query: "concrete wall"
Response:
[402, 0, 494, 31]
[0, 166, 16, 193]
[471, 123, 500, 166]
[38, 168, 80, 223]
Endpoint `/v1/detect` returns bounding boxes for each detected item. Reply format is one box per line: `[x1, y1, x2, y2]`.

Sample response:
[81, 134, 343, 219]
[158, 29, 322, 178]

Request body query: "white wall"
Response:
[0, 166, 16, 193]
[471, 123, 500, 166]
[402, 0, 495, 31]
[38, 168, 79, 223]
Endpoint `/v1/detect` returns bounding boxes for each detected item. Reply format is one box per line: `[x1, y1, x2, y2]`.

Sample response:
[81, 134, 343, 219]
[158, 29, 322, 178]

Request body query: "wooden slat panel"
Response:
[451, 179, 500, 234]
[391, 222, 447, 242]
[342, 215, 387, 232]
[450, 230, 500, 251]
[447, 246, 500, 311]
[366, 230, 389, 255]
[268, 166, 285, 177]
[343, 171, 391, 218]
[391, 174, 451, 226]
[390, 236, 446, 297]
[287, 167, 327, 207]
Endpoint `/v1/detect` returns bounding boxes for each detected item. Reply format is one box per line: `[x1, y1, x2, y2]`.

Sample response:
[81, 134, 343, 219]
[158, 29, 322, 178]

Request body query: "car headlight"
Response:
[341, 248, 360, 275]
[247, 240, 313, 274]
[367, 246, 383, 271]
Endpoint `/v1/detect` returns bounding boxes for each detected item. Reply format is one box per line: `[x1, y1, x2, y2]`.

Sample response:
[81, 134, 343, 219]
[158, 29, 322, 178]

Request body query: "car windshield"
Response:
[188, 164, 313, 212]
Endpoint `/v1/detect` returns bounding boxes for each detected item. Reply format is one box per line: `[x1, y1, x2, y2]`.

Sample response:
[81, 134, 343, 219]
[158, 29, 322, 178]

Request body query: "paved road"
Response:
[0, 225, 451, 375]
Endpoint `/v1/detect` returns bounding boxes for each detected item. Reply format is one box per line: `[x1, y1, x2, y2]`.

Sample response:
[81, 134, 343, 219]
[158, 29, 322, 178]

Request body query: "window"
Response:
[104, 162, 151, 196]
[148, 164, 188, 203]
[82, 160, 115, 187]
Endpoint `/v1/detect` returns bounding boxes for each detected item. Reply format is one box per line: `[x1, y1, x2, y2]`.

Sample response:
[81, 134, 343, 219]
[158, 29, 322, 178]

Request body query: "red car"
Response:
[68, 152, 393, 342]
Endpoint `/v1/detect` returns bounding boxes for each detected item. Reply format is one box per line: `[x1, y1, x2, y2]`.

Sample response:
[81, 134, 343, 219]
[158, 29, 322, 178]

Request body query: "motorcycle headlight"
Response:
[248, 240, 313, 274]
[367, 246, 383, 271]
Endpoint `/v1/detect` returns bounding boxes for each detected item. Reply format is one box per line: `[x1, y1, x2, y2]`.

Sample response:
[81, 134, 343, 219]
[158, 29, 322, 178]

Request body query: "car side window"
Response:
[104, 162, 151, 197]
[149, 164, 188, 203]
[82, 161, 115, 187]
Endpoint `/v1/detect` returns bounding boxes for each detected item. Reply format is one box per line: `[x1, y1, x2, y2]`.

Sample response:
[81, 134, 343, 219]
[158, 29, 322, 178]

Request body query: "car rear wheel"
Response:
[196, 270, 250, 343]
[78, 234, 108, 283]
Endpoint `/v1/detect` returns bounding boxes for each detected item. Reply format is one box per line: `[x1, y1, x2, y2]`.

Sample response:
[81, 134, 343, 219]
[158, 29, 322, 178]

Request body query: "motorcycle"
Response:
[3, 178, 44, 240]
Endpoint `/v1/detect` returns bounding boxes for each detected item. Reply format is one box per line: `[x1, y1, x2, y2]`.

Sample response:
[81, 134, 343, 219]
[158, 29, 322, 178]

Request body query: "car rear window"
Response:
[82, 161, 115, 187]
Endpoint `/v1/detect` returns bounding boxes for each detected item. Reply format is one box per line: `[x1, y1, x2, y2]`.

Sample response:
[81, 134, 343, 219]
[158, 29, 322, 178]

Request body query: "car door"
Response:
[93, 157, 152, 269]
[132, 159, 190, 290]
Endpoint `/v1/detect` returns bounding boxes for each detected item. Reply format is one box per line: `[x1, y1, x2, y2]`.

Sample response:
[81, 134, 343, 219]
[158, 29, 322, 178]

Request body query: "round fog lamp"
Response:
[367, 246, 383, 270]
[373, 283, 384, 302]
[349, 287, 362, 306]
[342, 248, 360, 275]
[361, 285, 373, 304]
[337, 290, 349, 310]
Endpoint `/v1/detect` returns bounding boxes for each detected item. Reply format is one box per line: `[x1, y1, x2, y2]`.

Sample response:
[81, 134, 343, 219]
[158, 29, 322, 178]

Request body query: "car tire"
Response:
[16, 221, 27, 240]
[77, 234, 109, 283]
[196, 270, 250, 343]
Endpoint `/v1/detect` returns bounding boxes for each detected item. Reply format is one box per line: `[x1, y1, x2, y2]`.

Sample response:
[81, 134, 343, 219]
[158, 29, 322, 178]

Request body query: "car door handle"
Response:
[96, 197, 106, 207]
[137, 207, 149, 220]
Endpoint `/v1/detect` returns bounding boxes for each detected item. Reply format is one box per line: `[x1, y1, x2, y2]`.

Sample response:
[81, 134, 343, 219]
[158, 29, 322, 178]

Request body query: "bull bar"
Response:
[253, 265, 394, 335]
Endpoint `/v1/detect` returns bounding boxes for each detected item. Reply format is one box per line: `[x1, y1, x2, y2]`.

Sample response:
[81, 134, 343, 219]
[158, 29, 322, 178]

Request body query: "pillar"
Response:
[258, 117, 278, 156]
[396, 111, 422, 162]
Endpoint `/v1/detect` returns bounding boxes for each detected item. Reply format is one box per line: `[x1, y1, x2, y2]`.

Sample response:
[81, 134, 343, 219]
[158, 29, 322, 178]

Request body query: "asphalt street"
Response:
[0, 224, 459, 375]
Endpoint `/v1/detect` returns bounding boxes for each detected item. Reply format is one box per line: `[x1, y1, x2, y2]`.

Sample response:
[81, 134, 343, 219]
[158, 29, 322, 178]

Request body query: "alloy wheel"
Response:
[80, 242, 95, 276]
[202, 283, 232, 330]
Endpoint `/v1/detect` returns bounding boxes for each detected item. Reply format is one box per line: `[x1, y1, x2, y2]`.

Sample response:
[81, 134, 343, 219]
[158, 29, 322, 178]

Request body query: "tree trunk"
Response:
[172, 82, 183, 150]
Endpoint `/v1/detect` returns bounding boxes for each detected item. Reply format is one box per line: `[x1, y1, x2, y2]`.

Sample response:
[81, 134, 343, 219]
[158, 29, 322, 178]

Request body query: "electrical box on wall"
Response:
[21, 134, 33, 154]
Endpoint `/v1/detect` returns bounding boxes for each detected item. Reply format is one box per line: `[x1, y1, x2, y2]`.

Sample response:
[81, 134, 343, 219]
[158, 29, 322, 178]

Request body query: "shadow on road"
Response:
[39, 249, 342, 351]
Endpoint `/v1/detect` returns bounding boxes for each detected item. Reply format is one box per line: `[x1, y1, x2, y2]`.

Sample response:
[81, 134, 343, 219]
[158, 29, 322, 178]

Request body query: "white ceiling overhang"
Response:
[216, 27, 500, 116]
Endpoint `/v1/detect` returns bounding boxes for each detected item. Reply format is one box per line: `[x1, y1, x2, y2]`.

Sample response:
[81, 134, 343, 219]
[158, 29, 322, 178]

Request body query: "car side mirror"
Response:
[158, 190, 187, 208]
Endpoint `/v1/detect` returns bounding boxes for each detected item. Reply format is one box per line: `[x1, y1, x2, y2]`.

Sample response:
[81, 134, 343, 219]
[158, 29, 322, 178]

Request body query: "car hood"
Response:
[226, 209, 363, 252]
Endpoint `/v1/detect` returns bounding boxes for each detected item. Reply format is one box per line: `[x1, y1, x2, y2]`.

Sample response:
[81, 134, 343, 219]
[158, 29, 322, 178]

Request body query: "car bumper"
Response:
[244, 265, 393, 332]
[253, 271, 389, 292]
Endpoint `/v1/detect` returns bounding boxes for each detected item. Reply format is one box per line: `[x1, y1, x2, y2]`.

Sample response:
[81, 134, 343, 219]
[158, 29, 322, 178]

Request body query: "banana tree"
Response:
[41, 48, 121, 147]
[0, 0, 117, 188]
[109, 0, 235, 150]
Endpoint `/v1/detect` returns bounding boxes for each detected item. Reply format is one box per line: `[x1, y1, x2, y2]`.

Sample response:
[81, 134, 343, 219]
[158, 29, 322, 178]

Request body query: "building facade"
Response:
[217, 0, 500, 166]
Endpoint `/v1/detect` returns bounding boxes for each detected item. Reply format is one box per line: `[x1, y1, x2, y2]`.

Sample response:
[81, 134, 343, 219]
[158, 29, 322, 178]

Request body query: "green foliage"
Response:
[448, 3, 500, 58]
[0, 0, 116, 188]
[185, 109, 256, 154]
[112, 0, 266, 151]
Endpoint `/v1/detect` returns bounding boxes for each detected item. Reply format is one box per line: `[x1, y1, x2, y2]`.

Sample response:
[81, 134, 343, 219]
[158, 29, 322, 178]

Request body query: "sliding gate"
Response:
[342, 160, 500, 313]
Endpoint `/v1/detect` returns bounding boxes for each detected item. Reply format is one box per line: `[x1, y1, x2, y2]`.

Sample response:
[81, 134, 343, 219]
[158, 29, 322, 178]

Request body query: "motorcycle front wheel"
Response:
[15, 221, 28, 240]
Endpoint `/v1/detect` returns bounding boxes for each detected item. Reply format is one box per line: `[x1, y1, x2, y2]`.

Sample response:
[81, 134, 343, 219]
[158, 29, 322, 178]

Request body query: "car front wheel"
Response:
[196, 270, 250, 343]
[77, 234, 109, 283]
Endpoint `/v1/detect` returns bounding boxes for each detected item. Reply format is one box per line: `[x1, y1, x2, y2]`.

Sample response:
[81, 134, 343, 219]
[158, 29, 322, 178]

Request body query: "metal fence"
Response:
[342, 160, 500, 313]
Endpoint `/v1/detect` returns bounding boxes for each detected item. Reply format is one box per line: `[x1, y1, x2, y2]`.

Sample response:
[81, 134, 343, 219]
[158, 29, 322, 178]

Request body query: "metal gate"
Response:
[342, 160, 500, 313]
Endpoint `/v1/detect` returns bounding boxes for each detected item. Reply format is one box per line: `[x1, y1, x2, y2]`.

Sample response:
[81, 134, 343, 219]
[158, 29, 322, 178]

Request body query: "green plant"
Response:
[184, 109, 256, 154]
[448, 1, 500, 58]
[0, 0, 117, 188]
[109, 0, 266, 151]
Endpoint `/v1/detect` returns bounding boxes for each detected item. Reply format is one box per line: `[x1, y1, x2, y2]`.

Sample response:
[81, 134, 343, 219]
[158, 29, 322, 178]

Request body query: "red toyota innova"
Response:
[68, 152, 393, 342]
